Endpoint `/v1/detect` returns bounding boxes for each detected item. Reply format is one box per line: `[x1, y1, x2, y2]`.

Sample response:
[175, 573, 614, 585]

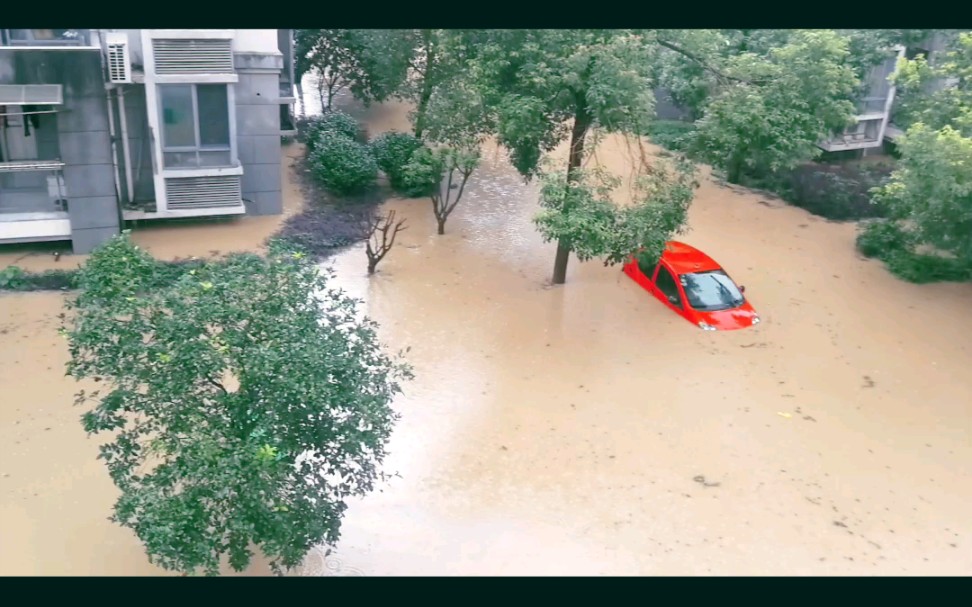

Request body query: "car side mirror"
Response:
[739, 285, 746, 293]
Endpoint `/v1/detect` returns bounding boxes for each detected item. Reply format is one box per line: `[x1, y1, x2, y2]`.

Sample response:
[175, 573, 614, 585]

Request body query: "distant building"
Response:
[0, 29, 296, 253]
[819, 32, 953, 155]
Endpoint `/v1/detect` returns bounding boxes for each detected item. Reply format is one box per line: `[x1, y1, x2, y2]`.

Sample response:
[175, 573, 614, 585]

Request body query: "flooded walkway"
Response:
[1, 99, 971, 575]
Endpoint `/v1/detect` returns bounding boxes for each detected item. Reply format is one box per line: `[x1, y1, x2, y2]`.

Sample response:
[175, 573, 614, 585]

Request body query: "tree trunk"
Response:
[367, 261, 377, 275]
[413, 35, 436, 139]
[437, 218, 446, 235]
[550, 106, 592, 285]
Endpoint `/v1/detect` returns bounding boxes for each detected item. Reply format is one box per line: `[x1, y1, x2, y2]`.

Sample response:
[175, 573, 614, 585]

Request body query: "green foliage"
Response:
[464, 29, 656, 178]
[856, 220, 970, 283]
[369, 132, 427, 195]
[856, 219, 915, 258]
[304, 111, 363, 152]
[0, 265, 27, 289]
[692, 30, 860, 183]
[534, 159, 699, 265]
[64, 233, 412, 576]
[873, 124, 972, 265]
[894, 32, 972, 135]
[294, 29, 411, 109]
[401, 145, 481, 233]
[309, 131, 379, 196]
[645, 120, 697, 153]
[883, 248, 971, 283]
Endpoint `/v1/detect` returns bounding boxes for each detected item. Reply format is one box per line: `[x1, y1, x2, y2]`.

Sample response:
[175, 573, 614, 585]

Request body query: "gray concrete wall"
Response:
[0, 49, 120, 253]
[235, 56, 283, 216]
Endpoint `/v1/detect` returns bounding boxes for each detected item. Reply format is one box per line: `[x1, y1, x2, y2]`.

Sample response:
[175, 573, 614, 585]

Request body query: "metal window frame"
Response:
[158, 83, 233, 169]
[1, 29, 89, 46]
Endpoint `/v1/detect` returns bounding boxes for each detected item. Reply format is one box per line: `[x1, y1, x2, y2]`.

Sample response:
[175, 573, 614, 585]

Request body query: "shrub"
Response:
[855, 219, 914, 259]
[645, 120, 697, 153]
[0, 266, 27, 289]
[752, 162, 892, 221]
[369, 132, 427, 195]
[304, 111, 363, 153]
[856, 220, 971, 283]
[309, 131, 379, 196]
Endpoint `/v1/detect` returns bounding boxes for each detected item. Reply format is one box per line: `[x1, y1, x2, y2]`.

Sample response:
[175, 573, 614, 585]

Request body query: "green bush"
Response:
[856, 220, 971, 283]
[884, 249, 972, 283]
[645, 120, 697, 153]
[309, 131, 379, 196]
[855, 220, 914, 259]
[0, 266, 27, 289]
[305, 111, 363, 152]
[369, 132, 428, 195]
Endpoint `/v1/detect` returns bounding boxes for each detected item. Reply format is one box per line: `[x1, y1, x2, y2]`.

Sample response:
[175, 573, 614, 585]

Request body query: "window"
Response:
[159, 84, 232, 169]
[2, 30, 89, 46]
[637, 256, 658, 279]
[679, 270, 745, 312]
[655, 266, 682, 308]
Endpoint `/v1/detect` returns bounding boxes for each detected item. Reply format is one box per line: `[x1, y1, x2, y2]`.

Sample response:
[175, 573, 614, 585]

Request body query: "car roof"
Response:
[661, 241, 723, 275]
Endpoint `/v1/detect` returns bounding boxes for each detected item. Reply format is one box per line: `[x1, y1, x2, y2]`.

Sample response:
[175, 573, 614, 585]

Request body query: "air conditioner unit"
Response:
[105, 32, 132, 84]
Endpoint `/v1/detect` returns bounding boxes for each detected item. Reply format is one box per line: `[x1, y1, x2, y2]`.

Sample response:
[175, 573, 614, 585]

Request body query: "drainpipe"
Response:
[97, 29, 125, 217]
[118, 87, 135, 203]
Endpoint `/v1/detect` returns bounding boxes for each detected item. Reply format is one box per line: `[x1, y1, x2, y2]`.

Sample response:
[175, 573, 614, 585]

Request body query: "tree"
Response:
[691, 30, 860, 184]
[64, 234, 412, 576]
[362, 210, 408, 274]
[534, 158, 698, 269]
[294, 29, 410, 111]
[872, 124, 972, 265]
[893, 31, 972, 135]
[462, 29, 659, 284]
[401, 145, 480, 235]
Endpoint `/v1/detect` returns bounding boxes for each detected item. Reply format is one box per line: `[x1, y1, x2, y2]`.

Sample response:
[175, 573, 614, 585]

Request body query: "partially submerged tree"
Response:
[534, 159, 698, 269]
[401, 146, 480, 235]
[463, 29, 659, 284]
[64, 234, 412, 576]
[362, 210, 408, 274]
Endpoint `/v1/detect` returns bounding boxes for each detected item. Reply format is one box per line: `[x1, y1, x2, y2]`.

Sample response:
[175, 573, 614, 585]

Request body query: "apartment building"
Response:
[0, 29, 295, 253]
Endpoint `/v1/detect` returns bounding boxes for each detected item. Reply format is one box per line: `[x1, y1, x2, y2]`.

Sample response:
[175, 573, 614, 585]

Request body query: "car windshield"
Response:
[679, 270, 745, 312]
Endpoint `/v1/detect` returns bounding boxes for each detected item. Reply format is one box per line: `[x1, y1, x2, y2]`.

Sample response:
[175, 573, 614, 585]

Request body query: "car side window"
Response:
[655, 266, 683, 308]
[637, 257, 658, 278]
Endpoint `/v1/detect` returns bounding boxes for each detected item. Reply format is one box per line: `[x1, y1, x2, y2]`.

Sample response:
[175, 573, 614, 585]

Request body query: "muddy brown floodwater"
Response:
[2, 98, 972, 576]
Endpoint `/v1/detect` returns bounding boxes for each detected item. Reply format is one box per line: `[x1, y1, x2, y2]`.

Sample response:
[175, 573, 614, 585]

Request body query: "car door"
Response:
[652, 263, 686, 315]
[630, 255, 657, 291]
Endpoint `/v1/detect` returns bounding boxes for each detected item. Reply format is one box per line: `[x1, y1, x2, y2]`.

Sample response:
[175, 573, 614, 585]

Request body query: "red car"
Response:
[622, 241, 760, 331]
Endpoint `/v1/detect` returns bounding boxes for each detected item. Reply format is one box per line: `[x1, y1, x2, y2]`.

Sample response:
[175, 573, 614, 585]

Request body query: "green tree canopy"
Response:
[65, 235, 412, 575]
[873, 124, 972, 264]
[691, 30, 860, 183]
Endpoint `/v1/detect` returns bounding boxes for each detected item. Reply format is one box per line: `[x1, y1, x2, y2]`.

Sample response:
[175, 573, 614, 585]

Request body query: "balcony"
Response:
[1, 29, 92, 47]
[0, 160, 71, 244]
[855, 96, 891, 120]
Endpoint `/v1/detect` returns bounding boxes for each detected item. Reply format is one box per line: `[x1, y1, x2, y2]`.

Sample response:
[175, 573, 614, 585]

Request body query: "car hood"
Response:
[695, 302, 759, 331]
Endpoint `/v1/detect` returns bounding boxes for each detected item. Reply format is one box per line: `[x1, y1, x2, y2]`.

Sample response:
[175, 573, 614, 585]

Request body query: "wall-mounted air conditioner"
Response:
[106, 32, 132, 84]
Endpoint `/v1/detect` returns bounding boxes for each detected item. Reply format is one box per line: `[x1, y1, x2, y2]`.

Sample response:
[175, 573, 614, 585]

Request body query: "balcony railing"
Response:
[1, 29, 91, 47]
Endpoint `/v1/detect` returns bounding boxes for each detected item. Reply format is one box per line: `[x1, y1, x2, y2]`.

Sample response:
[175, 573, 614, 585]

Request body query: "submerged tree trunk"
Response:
[727, 151, 745, 184]
[551, 104, 592, 285]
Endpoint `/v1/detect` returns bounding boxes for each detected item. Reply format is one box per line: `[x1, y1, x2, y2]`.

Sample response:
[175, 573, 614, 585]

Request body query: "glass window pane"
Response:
[163, 151, 199, 169]
[197, 84, 230, 147]
[198, 150, 232, 167]
[160, 85, 196, 148]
